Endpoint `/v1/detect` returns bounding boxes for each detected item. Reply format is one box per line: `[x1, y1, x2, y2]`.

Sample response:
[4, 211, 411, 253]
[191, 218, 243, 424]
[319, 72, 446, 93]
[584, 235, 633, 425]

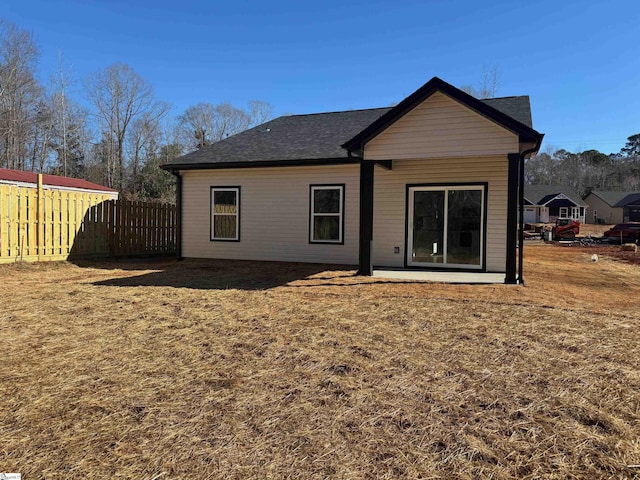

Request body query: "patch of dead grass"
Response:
[1, 247, 639, 478]
[579, 223, 615, 238]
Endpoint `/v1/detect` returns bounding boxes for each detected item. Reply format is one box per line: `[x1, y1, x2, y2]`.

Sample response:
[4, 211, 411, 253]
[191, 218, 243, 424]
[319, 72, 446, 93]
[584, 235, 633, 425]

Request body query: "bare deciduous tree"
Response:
[87, 63, 168, 189]
[51, 54, 70, 175]
[460, 65, 500, 99]
[0, 20, 42, 169]
[177, 100, 273, 151]
[0, 18, 277, 202]
[29, 99, 54, 171]
[211, 103, 250, 141]
[128, 111, 163, 195]
[248, 99, 274, 127]
[177, 102, 216, 150]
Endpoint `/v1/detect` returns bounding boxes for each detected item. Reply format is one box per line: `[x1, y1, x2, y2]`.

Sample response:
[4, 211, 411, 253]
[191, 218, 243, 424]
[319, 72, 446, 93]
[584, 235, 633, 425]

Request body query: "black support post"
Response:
[175, 171, 183, 260]
[358, 160, 374, 276]
[518, 154, 525, 284]
[505, 153, 519, 284]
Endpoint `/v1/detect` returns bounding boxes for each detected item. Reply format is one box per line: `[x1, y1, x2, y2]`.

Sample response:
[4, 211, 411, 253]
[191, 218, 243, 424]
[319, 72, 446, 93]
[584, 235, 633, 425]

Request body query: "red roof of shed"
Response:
[0, 168, 117, 192]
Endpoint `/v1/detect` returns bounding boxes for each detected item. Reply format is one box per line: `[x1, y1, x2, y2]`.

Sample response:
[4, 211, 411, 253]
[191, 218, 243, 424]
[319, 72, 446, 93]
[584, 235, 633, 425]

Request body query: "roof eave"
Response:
[161, 157, 359, 172]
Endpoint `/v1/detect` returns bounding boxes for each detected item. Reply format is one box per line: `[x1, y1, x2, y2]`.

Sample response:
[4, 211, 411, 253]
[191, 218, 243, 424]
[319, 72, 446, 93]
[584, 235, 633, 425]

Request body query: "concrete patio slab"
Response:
[373, 270, 507, 284]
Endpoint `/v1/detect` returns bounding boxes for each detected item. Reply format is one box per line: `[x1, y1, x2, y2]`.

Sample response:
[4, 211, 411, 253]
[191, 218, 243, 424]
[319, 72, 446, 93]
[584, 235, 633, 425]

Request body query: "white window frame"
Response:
[210, 186, 240, 241]
[309, 185, 344, 244]
[572, 207, 581, 219]
[559, 207, 568, 218]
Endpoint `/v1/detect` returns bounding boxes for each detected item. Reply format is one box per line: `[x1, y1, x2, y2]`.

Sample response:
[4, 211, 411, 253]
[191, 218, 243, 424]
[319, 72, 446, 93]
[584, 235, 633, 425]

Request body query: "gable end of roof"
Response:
[523, 185, 587, 207]
[342, 76, 543, 154]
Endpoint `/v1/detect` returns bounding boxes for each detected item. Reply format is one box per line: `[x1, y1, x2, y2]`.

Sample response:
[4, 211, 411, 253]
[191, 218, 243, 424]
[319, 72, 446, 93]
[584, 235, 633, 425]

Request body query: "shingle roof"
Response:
[166, 108, 390, 168]
[163, 77, 539, 170]
[482, 96, 532, 127]
[523, 185, 587, 207]
[588, 190, 640, 207]
[0, 168, 117, 192]
[614, 192, 640, 207]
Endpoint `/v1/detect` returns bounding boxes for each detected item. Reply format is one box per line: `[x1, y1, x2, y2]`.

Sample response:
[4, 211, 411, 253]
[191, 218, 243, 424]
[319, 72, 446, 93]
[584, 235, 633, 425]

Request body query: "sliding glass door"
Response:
[408, 185, 484, 269]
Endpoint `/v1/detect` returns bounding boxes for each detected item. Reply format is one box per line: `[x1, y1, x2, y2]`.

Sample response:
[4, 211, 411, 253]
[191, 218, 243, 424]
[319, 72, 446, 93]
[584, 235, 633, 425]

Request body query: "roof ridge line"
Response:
[280, 106, 391, 118]
[483, 95, 529, 100]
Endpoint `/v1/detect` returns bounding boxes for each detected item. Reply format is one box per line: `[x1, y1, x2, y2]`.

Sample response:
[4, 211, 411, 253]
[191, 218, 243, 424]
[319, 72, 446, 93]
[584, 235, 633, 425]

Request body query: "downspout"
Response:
[169, 169, 183, 260]
[518, 138, 543, 285]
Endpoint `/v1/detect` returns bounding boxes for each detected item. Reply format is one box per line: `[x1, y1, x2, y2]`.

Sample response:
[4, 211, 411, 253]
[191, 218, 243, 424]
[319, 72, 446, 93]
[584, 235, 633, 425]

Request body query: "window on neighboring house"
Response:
[571, 207, 580, 219]
[210, 187, 240, 241]
[310, 185, 344, 243]
[593, 209, 597, 221]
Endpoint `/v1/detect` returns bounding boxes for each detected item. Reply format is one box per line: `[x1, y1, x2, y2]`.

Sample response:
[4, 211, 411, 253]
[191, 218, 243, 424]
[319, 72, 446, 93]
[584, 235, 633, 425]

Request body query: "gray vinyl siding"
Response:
[583, 193, 623, 224]
[365, 91, 518, 160]
[372, 157, 508, 272]
[180, 165, 360, 264]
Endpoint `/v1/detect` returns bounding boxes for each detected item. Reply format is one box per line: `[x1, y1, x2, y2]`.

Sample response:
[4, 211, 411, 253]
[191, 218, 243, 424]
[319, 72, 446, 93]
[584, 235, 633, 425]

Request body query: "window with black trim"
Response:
[310, 185, 344, 244]
[210, 187, 240, 241]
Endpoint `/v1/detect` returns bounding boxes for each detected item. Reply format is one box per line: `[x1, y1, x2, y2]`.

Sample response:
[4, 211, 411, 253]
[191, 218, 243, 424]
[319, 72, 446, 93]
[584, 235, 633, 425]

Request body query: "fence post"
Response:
[37, 174, 44, 261]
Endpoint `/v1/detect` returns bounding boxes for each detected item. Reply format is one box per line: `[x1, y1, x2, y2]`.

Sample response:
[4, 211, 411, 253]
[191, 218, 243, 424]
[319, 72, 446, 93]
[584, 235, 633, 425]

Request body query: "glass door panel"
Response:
[446, 189, 482, 266]
[411, 191, 444, 264]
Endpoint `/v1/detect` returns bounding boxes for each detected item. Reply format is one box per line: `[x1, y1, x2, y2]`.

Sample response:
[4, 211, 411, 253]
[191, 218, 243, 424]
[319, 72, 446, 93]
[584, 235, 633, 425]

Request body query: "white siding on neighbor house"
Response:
[371, 157, 509, 272]
[364, 91, 519, 160]
[523, 207, 537, 223]
[181, 165, 360, 264]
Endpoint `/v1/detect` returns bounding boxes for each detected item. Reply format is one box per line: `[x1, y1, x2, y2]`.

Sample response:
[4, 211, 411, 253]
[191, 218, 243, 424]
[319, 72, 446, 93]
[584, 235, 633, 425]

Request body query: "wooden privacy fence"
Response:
[0, 178, 176, 264]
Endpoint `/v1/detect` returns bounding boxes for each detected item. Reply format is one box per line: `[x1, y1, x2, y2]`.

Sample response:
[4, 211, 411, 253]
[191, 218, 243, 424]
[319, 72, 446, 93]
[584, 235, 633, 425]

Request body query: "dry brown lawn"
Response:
[579, 223, 615, 238]
[1, 245, 639, 479]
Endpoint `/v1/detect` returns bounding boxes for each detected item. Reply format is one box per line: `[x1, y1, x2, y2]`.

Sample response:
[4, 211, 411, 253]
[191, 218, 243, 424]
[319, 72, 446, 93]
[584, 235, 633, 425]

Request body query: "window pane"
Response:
[447, 189, 481, 265]
[214, 215, 237, 239]
[214, 191, 237, 213]
[314, 188, 340, 213]
[313, 216, 339, 241]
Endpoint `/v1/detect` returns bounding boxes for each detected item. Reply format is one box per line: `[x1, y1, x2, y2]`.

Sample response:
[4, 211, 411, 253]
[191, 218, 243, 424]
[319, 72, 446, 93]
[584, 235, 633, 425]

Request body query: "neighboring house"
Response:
[0, 168, 119, 199]
[162, 77, 543, 284]
[583, 190, 640, 224]
[618, 193, 640, 222]
[522, 186, 587, 223]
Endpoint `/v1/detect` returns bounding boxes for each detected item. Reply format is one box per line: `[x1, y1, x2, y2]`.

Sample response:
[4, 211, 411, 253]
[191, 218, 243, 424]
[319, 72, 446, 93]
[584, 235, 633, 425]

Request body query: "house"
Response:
[583, 190, 640, 224]
[618, 193, 640, 222]
[162, 77, 543, 284]
[522, 186, 587, 224]
[0, 168, 118, 199]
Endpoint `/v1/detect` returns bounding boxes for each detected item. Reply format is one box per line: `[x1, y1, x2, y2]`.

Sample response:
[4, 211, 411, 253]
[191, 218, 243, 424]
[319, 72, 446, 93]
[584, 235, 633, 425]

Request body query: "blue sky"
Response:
[4, 0, 639, 154]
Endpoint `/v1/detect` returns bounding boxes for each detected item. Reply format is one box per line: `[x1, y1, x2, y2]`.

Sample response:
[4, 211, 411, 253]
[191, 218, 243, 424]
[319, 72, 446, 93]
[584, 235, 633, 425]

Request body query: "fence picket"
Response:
[62, 191, 68, 256]
[0, 186, 9, 258]
[0, 182, 176, 263]
[10, 187, 19, 258]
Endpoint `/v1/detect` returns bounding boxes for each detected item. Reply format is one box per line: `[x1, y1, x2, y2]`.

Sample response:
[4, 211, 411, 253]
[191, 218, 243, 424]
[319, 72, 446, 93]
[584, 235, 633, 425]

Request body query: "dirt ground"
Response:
[579, 223, 615, 238]
[1, 245, 639, 479]
[529, 222, 640, 266]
